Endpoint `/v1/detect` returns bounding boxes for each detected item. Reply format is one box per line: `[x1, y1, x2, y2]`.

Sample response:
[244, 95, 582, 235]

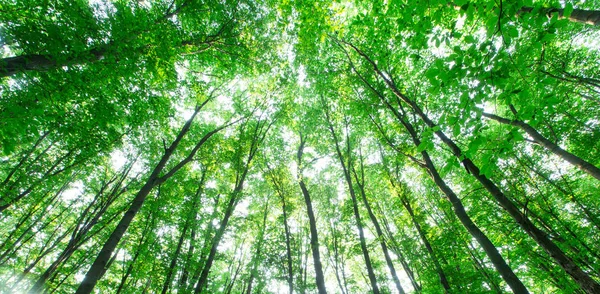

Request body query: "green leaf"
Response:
[563, 3, 574, 18]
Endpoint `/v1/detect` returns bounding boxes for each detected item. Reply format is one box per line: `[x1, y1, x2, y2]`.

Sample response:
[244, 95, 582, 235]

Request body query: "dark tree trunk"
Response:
[194, 118, 271, 294]
[266, 166, 294, 294]
[296, 134, 328, 294]
[378, 208, 422, 292]
[76, 102, 226, 294]
[244, 200, 269, 294]
[161, 219, 190, 294]
[400, 193, 452, 293]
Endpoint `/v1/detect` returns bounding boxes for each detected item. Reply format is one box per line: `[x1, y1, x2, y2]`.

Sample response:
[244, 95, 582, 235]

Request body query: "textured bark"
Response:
[482, 112, 600, 181]
[296, 134, 328, 294]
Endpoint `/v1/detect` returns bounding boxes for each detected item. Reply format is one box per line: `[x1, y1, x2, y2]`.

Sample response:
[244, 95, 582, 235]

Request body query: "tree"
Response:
[2, 0, 599, 293]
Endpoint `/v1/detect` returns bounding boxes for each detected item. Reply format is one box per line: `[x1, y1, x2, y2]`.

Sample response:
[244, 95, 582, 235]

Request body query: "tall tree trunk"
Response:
[161, 172, 205, 294]
[244, 200, 269, 294]
[348, 50, 529, 292]
[296, 133, 328, 294]
[194, 118, 271, 293]
[398, 191, 452, 293]
[266, 166, 294, 294]
[115, 214, 156, 294]
[160, 218, 190, 294]
[29, 163, 133, 293]
[76, 101, 227, 294]
[351, 149, 406, 294]
[482, 111, 600, 181]
[346, 41, 600, 294]
[193, 171, 247, 293]
[323, 110, 380, 294]
[377, 206, 422, 292]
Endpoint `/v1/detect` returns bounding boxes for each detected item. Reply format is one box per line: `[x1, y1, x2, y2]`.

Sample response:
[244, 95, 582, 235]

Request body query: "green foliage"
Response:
[1, 0, 600, 293]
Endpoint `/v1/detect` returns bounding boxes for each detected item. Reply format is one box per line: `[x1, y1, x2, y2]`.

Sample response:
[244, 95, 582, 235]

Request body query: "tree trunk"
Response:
[400, 193, 452, 293]
[0, 50, 105, 78]
[296, 134, 328, 294]
[76, 103, 226, 294]
[244, 200, 269, 294]
[482, 112, 600, 181]
[266, 167, 294, 294]
[351, 151, 406, 294]
[323, 111, 380, 294]
[194, 118, 271, 293]
[378, 208, 422, 292]
[346, 41, 600, 294]
[160, 218, 190, 294]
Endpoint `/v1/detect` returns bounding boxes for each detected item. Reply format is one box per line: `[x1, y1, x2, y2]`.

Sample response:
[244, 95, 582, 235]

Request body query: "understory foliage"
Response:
[1, 0, 599, 293]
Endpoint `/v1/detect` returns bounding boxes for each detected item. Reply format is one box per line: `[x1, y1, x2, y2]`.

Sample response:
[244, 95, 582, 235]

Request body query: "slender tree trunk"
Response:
[76, 102, 227, 294]
[161, 173, 205, 294]
[116, 214, 156, 294]
[482, 112, 600, 181]
[329, 223, 347, 294]
[378, 208, 422, 292]
[244, 200, 269, 294]
[323, 107, 380, 294]
[296, 134, 328, 294]
[351, 150, 406, 294]
[345, 41, 600, 294]
[29, 164, 132, 293]
[266, 167, 294, 294]
[194, 118, 271, 293]
[347, 49, 528, 292]
[399, 193, 452, 293]
[161, 219, 190, 294]
[193, 181, 245, 293]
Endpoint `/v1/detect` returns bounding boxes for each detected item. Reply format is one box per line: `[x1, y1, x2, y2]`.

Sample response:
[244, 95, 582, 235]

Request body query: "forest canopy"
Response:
[1, 0, 600, 293]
